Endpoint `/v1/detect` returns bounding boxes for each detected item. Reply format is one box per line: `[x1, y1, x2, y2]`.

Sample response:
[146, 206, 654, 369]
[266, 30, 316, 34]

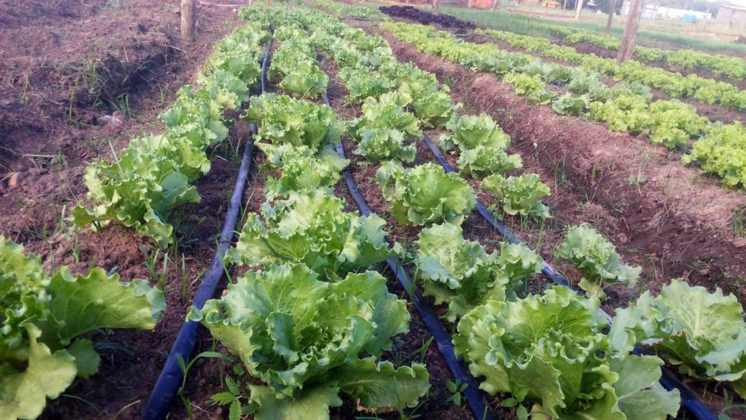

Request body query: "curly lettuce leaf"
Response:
[555, 225, 640, 298]
[0, 326, 77, 420]
[414, 222, 507, 321]
[482, 173, 551, 221]
[225, 189, 393, 276]
[188, 263, 426, 417]
[376, 162, 476, 226]
[610, 279, 746, 397]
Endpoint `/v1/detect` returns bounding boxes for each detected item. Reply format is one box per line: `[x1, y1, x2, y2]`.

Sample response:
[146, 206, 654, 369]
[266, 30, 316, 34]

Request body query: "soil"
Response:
[380, 5, 476, 32]
[0, 0, 250, 418]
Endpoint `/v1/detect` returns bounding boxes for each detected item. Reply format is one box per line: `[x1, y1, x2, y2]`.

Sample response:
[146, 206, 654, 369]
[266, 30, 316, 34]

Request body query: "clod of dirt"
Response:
[6, 172, 21, 190]
[98, 111, 125, 126]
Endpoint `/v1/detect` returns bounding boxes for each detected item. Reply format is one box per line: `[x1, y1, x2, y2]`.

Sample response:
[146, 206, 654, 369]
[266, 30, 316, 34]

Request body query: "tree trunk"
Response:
[617, 0, 644, 63]
[468, 0, 473, 8]
[180, 0, 196, 41]
[432, 0, 439, 14]
[606, 0, 616, 33]
[492, 0, 500, 9]
[573, 0, 583, 20]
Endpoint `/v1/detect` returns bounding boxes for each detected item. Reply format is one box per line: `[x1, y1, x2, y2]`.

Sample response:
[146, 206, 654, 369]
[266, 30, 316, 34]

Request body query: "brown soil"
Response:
[0, 0, 251, 418]
[375, 26, 746, 309]
[464, 33, 746, 125]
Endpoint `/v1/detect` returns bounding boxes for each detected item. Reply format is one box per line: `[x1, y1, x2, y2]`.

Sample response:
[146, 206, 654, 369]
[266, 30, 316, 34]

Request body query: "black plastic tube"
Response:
[421, 132, 716, 420]
[421, 133, 568, 287]
[327, 97, 495, 420]
[143, 37, 273, 420]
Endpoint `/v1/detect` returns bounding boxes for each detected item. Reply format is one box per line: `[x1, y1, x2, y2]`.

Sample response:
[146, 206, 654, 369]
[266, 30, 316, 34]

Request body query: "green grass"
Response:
[438, 4, 746, 54]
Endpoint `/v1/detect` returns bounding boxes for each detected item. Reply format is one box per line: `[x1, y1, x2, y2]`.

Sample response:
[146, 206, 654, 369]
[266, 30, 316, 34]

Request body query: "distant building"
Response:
[620, 1, 711, 21]
[716, 3, 746, 28]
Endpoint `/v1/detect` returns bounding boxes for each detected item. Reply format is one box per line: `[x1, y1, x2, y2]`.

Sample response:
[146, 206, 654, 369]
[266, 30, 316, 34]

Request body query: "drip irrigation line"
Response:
[421, 132, 716, 420]
[421, 133, 567, 286]
[143, 36, 273, 420]
[323, 94, 496, 420]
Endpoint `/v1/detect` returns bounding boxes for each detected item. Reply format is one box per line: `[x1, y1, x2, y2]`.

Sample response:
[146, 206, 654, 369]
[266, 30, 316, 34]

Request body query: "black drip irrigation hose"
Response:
[323, 94, 496, 420]
[420, 133, 717, 420]
[143, 36, 273, 420]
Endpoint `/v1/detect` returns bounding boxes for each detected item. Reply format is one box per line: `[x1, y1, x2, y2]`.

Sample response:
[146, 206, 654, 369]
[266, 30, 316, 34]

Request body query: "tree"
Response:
[180, 0, 196, 41]
[618, 0, 645, 63]
[492, 0, 500, 9]
[574, 0, 584, 20]
[606, 0, 617, 33]
[433, 0, 439, 14]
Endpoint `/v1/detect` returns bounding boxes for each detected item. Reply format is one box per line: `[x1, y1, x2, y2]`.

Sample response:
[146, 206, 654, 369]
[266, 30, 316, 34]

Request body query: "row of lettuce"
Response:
[185, 5, 744, 419]
[0, 21, 277, 420]
[522, 19, 746, 81]
[476, 27, 746, 111]
[71, 24, 271, 248]
[382, 21, 746, 189]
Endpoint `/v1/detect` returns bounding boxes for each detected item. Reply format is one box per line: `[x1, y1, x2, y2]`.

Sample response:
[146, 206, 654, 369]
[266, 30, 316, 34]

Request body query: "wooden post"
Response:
[467, 0, 473, 8]
[617, 0, 644, 63]
[180, 0, 196, 41]
[432, 0, 439, 14]
[606, 0, 616, 33]
[573, 0, 583, 20]
[492, 0, 500, 9]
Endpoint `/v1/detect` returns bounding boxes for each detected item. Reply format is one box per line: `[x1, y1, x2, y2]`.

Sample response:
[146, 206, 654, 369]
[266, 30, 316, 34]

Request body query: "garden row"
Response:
[382, 21, 746, 189]
[493, 17, 746, 81]
[475, 27, 746, 112]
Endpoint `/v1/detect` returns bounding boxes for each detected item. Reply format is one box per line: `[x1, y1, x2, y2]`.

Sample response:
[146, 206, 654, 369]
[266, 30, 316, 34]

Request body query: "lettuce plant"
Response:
[187, 263, 429, 419]
[376, 162, 476, 226]
[610, 279, 746, 398]
[339, 65, 395, 103]
[454, 286, 680, 419]
[482, 173, 550, 221]
[551, 94, 588, 116]
[270, 38, 328, 98]
[73, 25, 268, 248]
[555, 225, 640, 298]
[441, 113, 510, 151]
[0, 237, 165, 419]
[683, 122, 746, 188]
[439, 113, 521, 177]
[350, 91, 421, 138]
[225, 189, 394, 277]
[245, 93, 343, 151]
[414, 223, 543, 321]
[259, 144, 348, 198]
[414, 223, 507, 322]
[352, 127, 416, 163]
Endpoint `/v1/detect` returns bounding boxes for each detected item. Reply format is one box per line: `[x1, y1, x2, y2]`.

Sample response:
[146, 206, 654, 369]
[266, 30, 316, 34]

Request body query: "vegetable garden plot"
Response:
[381, 21, 746, 191]
[150, 5, 745, 419]
[373, 24, 746, 289]
[4, 2, 746, 419]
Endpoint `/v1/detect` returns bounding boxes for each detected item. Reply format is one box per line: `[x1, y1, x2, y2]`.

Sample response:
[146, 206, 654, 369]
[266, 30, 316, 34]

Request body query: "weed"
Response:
[209, 367, 254, 419]
[733, 207, 746, 237]
[139, 244, 169, 290]
[176, 350, 234, 418]
[444, 379, 468, 407]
